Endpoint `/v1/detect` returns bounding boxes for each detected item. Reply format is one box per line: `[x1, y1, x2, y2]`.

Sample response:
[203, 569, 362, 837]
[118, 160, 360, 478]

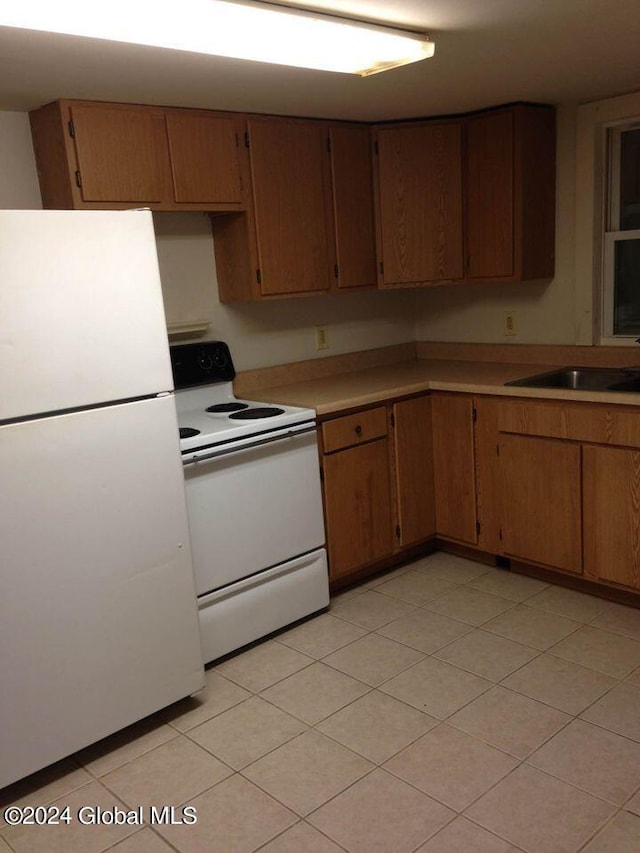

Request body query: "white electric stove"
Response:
[171, 342, 329, 663]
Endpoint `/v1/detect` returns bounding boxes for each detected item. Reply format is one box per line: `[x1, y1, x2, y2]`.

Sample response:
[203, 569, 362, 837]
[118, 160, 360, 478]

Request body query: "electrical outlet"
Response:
[315, 325, 329, 350]
[503, 310, 517, 336]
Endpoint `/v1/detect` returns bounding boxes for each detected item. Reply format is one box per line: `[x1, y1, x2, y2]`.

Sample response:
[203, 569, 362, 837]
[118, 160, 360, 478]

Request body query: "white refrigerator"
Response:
[0, 210, 204, 789]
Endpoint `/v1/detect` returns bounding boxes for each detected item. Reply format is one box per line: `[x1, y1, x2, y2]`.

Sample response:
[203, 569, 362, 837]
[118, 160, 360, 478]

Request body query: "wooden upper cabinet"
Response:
[29, 99, 246, 210]
[466, 110, 514, 279]
[246, 118, 334, 296]
[69, 103, 173, 203]
[466, 104, 556, 282]
[329, 125, 377, 290]
[165, 113, 243, 204]
[374, 121, 464, 286]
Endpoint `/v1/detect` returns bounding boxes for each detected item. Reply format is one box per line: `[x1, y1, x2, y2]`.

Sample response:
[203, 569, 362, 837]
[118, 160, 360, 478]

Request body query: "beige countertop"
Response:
[245, 358, 640, 416]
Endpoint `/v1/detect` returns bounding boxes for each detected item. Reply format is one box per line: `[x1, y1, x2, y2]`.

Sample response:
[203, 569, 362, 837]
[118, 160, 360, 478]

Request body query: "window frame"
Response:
[574, 91, 640, 347]
[600, 118, 640, 343]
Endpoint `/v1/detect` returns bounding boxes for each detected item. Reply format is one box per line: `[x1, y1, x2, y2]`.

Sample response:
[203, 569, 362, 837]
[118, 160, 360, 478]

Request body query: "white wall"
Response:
[154, 212, 417, 371]
[0, 112, 42, 209]
[415, 104, 579, 345]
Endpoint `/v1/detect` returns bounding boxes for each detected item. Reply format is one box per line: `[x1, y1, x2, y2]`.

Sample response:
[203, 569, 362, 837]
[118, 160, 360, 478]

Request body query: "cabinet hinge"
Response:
[390, 412, 395, 428]
[244, 131, 250, 148]
[476, 520, 481, 536]
[395, 524, 401, 539]
[256, 269, 262, 284]
[333, 263, 339, 279]
[472, 406, 477, 422]
[67, 120, 75, 138]
[75, 170, 82, 188]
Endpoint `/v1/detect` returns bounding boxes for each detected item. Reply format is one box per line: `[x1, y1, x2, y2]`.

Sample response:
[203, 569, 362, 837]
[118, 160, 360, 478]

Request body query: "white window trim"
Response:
[574, 90, 640, 346]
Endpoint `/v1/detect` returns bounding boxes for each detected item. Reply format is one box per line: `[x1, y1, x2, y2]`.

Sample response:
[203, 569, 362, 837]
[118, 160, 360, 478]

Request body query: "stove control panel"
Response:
[170, 342, 236, 389]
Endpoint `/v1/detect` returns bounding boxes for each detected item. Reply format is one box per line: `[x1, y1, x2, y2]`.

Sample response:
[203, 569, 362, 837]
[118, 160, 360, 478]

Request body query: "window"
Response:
[602, 122, 640, 338]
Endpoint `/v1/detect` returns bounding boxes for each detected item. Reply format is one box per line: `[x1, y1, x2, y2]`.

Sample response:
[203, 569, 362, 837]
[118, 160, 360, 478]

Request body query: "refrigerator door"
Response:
[0, 210, 172, 422]
[0, 394, 204, 788]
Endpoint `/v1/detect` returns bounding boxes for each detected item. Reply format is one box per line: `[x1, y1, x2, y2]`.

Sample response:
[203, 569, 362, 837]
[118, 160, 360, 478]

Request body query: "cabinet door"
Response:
[323, 439, 393, 579]
[329, 125, 377, 290]
[376, 122, 464, 285]
[247, 118, 333, 296]
[70, 104, 172, 203]
[393, 396, 436, 548]
[431, 394, 477, 544]
[474, 396, 503, 554]
[466, 110, 514, 279]
[165, 113, 243, 204]
[583, 445, 640, 589]
[500, 434, 582, 574]
[466, 105, 556, 282]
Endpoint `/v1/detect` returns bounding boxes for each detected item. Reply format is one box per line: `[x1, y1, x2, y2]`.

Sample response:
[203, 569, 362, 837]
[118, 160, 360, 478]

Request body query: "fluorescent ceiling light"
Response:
[0, 0, 434, 76]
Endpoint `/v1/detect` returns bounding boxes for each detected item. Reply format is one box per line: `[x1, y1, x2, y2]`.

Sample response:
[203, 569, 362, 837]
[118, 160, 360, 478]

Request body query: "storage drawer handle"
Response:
[355, 425, 362, 435]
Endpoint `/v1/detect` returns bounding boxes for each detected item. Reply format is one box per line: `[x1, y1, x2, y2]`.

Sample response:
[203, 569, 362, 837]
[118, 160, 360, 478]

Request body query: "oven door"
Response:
[183, 427, 325, 594]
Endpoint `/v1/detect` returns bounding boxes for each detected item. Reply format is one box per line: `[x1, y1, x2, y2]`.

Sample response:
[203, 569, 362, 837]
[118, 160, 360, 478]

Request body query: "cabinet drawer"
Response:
[322, 407, 388, 453]
[499, 400, 640, 448]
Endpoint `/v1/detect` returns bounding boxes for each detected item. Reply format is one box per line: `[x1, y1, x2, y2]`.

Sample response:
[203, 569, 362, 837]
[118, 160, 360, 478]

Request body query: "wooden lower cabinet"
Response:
[497, 398, 640, 594]
[583, 444, 640, 589]
[393, 396, 436, 548]
[431, 393, 478, 544]
[320, 391, 640, 600]
[323, 436, 393, 580]
[321, 395, 435, 582]
[430, 393, 502, 552]
[500, 434, 582, 574]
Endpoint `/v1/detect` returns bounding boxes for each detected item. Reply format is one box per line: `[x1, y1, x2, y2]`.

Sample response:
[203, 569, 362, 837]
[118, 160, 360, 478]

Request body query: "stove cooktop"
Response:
[175, 385, 315, 453]
[171, 341, 316, 453]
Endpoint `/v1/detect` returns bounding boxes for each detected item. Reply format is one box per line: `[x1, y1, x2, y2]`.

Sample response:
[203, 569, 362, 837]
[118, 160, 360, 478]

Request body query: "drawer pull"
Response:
[355, 425, 362, 435]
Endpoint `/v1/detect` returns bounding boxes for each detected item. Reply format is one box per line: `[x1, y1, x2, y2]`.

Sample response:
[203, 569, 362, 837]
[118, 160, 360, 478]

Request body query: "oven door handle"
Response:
[182, 425, 317, 467]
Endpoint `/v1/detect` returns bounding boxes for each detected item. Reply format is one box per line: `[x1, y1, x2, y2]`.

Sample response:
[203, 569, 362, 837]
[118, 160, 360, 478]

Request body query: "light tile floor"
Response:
[3, 552, 640, 852]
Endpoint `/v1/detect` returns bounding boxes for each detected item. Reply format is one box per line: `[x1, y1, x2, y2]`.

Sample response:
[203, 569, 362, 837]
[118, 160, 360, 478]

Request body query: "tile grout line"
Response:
[5, 554, 640, 853]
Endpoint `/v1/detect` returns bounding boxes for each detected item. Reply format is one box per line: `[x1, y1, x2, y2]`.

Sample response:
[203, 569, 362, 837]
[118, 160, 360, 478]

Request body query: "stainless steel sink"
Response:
[606, 376, 640, 393]
[506, 366, 640, 392]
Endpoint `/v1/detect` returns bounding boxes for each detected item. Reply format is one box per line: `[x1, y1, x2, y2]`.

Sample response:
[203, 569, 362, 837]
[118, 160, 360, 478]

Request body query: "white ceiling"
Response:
[1, 0, 639, 121]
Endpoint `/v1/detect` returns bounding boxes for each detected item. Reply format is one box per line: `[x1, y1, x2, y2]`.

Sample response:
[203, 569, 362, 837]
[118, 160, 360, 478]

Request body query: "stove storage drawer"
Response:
[321, 406, 388, 453]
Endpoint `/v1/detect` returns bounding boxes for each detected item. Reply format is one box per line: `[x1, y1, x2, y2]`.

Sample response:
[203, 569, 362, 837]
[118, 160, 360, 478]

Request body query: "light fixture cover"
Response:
[0, 0, 435, 75]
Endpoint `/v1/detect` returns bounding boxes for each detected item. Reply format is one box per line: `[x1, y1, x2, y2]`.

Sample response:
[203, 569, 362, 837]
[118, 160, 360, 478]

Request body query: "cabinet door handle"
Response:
[355, 425, 362, 435]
